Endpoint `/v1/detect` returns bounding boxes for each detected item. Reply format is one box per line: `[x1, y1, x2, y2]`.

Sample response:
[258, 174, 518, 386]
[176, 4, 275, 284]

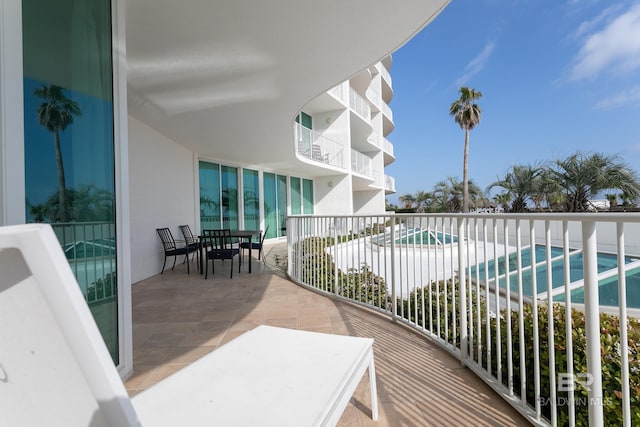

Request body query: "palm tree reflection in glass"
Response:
[34, 84, 82, 222]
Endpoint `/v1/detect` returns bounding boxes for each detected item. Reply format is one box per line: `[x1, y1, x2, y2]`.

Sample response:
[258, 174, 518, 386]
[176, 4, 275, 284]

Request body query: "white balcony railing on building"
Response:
[295, 123, 345, 169]
[349, 87, 371, 121]
[377, 63, 392, 86]
[366, 87, 382, 111]
[287, 213, 640, 427]
[384, 174, 395, 192]
[51, 222, 116, 306]
[367, 130, 382, 148]
[381, 100, 393, 122]
[383, 138, 394, 157]
[329, 84, 347, 105]
[350, 149, 372, 177]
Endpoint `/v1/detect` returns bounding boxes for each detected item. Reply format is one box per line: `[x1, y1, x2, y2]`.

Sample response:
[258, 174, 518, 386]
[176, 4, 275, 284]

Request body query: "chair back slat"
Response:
[156, 228, 177, 251]
[179, 225, 197, 246]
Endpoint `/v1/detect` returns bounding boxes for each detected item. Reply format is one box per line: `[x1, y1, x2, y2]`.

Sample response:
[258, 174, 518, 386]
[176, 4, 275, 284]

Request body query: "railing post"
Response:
[390, 218, 397, 320]
[582, 221, 603, 427]
[333, 217, 339, 297]
[457, 217, 468, 363]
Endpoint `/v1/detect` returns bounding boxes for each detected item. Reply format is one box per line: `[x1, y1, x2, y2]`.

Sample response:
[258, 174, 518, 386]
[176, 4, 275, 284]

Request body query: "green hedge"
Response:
[399, 282, 640, 425]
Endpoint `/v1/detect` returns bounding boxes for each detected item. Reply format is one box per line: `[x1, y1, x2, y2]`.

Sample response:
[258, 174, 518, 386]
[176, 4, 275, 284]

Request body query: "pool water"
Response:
[375, 228, 458, 246]
[471, 245, 640, 309]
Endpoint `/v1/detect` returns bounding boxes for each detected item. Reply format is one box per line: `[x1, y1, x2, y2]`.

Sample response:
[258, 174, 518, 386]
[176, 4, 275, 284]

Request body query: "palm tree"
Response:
[450, 86, 483, 213]
[34, 84, 81, 222]
[487, 165, 543, 213]
[433, 176, 482, 212]
[398, 194, 416, 209]
[493, 193, 512, 212]
[414, 190, 432, 212]
[550, 152, 640, 212]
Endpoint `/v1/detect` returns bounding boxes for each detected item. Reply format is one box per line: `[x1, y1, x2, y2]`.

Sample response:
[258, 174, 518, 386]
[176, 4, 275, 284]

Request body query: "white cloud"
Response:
[454, 42, 495, 86]
[570, 4, 623, 40]
[569, 3, 640, 80]
[594, 85, 640, 109]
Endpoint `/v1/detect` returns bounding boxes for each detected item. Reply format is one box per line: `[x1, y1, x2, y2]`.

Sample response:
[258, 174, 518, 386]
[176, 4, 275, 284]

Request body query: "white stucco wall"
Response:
[128, 116, 198, 283]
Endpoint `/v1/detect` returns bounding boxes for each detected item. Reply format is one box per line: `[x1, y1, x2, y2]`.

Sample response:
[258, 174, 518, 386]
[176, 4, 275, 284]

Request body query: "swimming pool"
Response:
[471, 245, 640, 308]
[375, 227, 458, 246]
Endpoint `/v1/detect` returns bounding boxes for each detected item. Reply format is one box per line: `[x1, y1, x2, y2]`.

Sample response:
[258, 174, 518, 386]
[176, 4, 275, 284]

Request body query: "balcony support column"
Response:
[457, 217, 468, 364]
[581, 221, 603, 427]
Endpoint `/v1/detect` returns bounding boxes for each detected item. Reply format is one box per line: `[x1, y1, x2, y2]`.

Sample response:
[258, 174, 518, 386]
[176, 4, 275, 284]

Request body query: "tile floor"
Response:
[125, 243, 530, 426]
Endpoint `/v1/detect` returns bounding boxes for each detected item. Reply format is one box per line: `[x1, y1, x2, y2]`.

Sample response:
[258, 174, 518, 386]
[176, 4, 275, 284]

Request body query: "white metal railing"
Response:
[294, 123, 345, 169]
[383, 138, 394, 157]
[377, 63, 392, 86]
[51, 222, 116, 305]
[384, 174, 395, 192]
[381, 100, 393, 122]
[328, 84, 347, 104]
[350, 149, 372, 177]
[349, 87, 371, 121]
[287, 213, 640, 427]
[366, 87, 382, 111]
[367, 130, 382, 148]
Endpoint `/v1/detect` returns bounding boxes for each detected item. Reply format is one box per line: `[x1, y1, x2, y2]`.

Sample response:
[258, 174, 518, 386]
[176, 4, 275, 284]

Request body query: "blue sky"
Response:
[386, 0, 640, 205]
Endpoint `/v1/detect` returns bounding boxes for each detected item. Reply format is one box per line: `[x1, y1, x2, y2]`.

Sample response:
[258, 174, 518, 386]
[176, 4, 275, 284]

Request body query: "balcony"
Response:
[377, 62, 392, 87]
[295, 123, 345, 169]
[384, 174, 395, 193]
[287, 213, 640, 426]
[351, 149, 372, 178]
[348, 87, 371, 122]
[125, 241, 527, 425]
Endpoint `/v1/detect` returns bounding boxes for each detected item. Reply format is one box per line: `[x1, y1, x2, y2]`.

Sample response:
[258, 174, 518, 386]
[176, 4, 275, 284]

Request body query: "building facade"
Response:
[0, 0, 449, 378]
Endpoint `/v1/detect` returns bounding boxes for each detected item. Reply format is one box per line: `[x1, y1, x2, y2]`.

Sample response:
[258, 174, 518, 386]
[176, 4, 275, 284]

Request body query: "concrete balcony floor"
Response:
[125, 244, 529, 426]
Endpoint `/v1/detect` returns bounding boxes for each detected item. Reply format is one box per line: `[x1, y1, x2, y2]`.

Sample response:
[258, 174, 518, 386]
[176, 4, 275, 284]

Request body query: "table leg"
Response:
[248, 238, 252, 273]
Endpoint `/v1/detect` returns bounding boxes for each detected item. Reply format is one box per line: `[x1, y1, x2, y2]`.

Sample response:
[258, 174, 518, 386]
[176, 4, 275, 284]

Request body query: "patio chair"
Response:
[156, 227, 194, 274]
[240, 225, 269, 263]
[179, 224, 199, 267]
[311, 144, 329, 162]
[203, 229, 240, 278]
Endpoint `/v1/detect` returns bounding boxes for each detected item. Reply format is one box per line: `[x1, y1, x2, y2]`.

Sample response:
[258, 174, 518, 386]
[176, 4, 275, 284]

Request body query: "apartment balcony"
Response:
[383, 137, 395, 164]
[377, 62, 392, 87]
[366, 87, 382, 114]
[287, 213, 640, 427]
[351, 149, 373, 178]
[295, 123, 346, 169]
[125, 241, 527, 426]
[384, 174, 395, 193]
[348, 87, 371, 122]
[367, 130, 383, 149]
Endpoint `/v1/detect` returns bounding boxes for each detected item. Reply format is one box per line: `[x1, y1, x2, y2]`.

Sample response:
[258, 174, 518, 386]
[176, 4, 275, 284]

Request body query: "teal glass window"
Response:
[277, 175, 288, 236]
[199, 161, 221, 231]
[23, 0, 118, 363]
[243, 169, 259, 230]
[221, 166, 238, 229]
[302, 179, 314, 214]
[290, 177, 301, 215]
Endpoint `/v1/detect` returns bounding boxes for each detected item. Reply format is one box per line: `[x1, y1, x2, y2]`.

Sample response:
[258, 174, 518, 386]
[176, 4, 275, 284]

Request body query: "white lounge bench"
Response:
[0, 224, 377, 426]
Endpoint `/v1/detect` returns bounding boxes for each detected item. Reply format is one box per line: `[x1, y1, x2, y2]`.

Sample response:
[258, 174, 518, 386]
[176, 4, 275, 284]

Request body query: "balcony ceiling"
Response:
[126, 0, 449, 174]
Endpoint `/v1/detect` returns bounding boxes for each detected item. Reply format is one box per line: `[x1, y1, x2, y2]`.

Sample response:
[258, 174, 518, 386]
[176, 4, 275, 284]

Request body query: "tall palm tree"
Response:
[487, 164, 543, 213]
[34, 84, 81, 222]
[450, 86, 483, 213]
[550, 152, 640, 212]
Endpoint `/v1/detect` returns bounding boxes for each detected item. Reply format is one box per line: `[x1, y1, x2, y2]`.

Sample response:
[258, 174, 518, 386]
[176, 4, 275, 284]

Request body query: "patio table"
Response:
[199, 229, 260, 274]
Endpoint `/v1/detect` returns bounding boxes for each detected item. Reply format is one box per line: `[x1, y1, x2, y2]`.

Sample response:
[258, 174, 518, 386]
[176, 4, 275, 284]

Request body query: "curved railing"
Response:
[287, 213, 640, 427]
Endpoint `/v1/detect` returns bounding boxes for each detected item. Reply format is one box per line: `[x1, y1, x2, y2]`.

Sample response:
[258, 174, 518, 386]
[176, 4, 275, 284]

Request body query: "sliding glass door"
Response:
[23, 0, 118, 363]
